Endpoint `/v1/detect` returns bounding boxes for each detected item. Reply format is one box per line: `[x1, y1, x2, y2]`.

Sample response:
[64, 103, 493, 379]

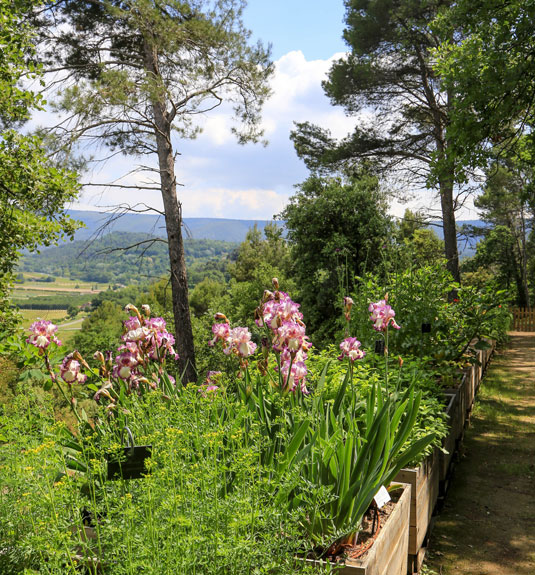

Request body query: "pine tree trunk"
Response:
[439, 174, 461, 284]
[436, 94, 461, 285]
[144, 39, 197, 383]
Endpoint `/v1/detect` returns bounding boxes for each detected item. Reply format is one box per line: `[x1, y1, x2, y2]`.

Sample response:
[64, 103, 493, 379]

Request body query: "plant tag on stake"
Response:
[374, 486, 391, 509]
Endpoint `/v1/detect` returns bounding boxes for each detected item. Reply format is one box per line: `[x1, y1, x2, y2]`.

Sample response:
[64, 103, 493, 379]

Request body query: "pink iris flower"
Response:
[338, 337, 366, 361]
[60, 354, 87, 384]
[208, 322, 231, 347]
[368, 299, 401, 332]
[27, 320, 61, 349]
[225, 327, 257, 358]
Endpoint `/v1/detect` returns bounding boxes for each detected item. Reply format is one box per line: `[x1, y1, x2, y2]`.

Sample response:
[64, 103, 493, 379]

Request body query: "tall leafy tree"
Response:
[0, 0, 80, 332]
[280, 170, 391, 343]
[434, 0, 535, 170]
[37, 0, 273, 381]
[291, 0, 465, 282]
[471, 150, 534, 307]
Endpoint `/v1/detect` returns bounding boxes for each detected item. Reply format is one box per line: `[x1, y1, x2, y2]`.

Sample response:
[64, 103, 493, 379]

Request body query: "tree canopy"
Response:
[0, 0, 80, 332]
[280, 170, 391, 343]
[291, 0, 467, 283]
[434, 0, 535, 169]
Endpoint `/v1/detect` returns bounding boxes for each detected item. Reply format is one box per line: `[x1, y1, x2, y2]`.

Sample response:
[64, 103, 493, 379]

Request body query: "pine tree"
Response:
[36, 0, 273, 381]
[291, 0, 463, 282]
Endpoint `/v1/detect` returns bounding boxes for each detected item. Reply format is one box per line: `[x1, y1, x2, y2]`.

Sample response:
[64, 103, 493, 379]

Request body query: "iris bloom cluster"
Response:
[42, 305, 179, 406]
[97, 304, 179, 395]
[209, 313, 257, 360]
[338, 337, 365, 362]
[255, 280, 312, 394]
[368, 296, 401, 332]
[27, 320, 61, 350]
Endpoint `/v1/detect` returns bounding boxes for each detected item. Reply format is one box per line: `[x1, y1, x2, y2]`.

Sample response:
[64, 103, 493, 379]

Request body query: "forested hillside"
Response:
[65, 210, 285, 243]
[18, 232, 237, 287]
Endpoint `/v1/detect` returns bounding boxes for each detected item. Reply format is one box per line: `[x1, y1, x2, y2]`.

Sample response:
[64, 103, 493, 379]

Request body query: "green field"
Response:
[19, 309, 68, 328]
[12, 272, 110, 310]
[12, 273, 108, 345]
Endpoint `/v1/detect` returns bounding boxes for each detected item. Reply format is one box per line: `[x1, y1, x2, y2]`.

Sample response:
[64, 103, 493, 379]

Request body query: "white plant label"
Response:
[374, 485, 391, 509]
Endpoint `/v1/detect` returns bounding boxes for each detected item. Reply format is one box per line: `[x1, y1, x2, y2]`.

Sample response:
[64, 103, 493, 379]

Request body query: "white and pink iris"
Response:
[272, 321, 309, 353]
[59, 354, 87, 384]
[208, 322, 230, 347]
[338, 337, 366, 362]
[27, 320, 61, 349]
[280, 355, 309, 394]
[209, 318, 256, 358]
[368, 299, 401, 332]
[113, 351, 138, 380]
[225, 327, 257, 358]
[257, 291, 303, 331]
[121, 315, 179, 361]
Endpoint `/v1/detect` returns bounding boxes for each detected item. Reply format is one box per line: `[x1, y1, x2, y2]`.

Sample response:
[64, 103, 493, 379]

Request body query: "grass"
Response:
[20, 309, 69, 328]
[425, 336, 535, 575]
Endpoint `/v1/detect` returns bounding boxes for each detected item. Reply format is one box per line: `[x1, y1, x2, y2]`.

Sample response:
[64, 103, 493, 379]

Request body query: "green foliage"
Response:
[189, 278, 227, 317]
[280, 171, 391, 344]
[433, 0, 535, 170]
[346, 263, 510, 363]
[12, 292, 92, 310]
[236, 360, 434, 548]
[228, 223, 291, 283]
[463, 149, 534, 306]
[0, 0, 81, 333]
[72, 301, 124, 361]
[0, 386, 321, 575]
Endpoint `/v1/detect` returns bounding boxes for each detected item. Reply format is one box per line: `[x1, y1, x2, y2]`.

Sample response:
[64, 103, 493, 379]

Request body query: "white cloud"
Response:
[182, 187, 286, 219]
[64, 48, 471, 223]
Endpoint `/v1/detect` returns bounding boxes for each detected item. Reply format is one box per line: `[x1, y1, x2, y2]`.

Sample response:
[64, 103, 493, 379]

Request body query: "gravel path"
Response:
[425, 333, 535, 575]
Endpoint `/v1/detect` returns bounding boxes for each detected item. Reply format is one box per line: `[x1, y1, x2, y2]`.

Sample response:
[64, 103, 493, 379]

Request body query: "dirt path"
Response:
[425, 332, 535, 575]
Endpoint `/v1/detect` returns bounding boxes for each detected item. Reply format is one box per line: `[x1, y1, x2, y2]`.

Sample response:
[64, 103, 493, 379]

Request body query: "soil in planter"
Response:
[308, 489, 402, 565]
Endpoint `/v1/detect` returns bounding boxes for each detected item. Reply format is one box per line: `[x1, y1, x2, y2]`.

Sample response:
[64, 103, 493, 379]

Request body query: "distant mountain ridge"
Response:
[67, 210, 284, 243]
[66, 210, 484, 256]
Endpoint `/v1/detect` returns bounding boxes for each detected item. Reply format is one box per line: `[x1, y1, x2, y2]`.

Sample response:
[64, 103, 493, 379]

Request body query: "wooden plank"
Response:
[408, 546, 427, 575]
[394, 450, 439, 555]
[439, 394, 457, 481]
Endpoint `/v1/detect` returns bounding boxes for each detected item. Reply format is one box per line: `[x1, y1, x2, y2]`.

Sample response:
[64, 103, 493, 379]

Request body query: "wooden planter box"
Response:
[470, 338, 494, 394]
[459, 369, 472, 416]
[442, 380, 466, 444]
[464, 367, 475, 413]
[394, 450, 439, 556]
[302, 483, 411, 575]
[439, 393, 461, 482]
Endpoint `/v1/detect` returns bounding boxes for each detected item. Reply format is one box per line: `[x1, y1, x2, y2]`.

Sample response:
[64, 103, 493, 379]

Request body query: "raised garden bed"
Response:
[394, 450, 439, 558]
[302, 483, 411, 575]
[442, 377, 467, 443]
[439, 393, 458, 483]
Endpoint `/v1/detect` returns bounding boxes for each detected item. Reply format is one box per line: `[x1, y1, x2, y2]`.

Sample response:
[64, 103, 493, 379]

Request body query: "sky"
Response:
[69, 0, 477, 222]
